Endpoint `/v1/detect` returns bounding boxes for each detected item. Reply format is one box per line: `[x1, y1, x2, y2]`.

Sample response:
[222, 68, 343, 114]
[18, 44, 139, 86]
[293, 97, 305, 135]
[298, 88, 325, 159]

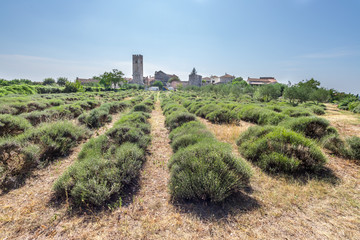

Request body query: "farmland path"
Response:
[323, 103, 360, 137]
[0, 110, 126, 239]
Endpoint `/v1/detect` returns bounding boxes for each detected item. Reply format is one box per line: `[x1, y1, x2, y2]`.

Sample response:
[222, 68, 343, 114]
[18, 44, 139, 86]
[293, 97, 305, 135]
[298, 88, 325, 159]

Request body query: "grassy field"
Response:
[0, 91, 359, 239]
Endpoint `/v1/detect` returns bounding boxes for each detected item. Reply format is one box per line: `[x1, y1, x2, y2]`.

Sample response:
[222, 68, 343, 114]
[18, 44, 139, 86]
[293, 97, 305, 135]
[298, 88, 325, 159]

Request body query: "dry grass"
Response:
[1, 101, 359, 239]
[323, 103, 360, 137]
[197, 117, 254, 149]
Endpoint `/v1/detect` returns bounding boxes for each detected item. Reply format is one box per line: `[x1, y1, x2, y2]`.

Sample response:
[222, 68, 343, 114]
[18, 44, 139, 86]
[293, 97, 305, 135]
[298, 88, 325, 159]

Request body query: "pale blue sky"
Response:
[0, 0, 359, 93]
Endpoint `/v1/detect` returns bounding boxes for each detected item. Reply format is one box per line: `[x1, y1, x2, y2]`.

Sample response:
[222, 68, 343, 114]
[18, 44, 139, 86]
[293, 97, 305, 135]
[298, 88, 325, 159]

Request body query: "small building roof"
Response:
[220, 73, 235, 78]
[247, 77, 277, 84]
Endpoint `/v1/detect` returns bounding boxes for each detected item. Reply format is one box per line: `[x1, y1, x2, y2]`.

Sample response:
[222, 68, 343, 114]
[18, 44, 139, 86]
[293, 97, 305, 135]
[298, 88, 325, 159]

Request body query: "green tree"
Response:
[57, 77, 68, 86]
[152, 80, 164, 89]
[168, 76, 180, 83]
[297, 78, 320, 90]
[63, 79, 84, 93]
[43, 78, 55, 85]
[191, 68, 197, 75]
[310, 88, 330, 104]
[232, 77, 245, 85]
[95, 69, 125, 88]
[283, 86, 298, 104]
[254, 84, 282, 102]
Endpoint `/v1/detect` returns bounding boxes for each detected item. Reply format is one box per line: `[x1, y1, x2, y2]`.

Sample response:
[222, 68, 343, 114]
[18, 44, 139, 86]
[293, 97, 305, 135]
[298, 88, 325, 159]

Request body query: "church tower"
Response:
[132, 54, 144, 85]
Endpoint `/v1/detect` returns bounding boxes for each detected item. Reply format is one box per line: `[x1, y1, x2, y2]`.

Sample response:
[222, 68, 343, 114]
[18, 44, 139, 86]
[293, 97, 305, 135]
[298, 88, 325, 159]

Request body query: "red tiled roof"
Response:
[247, 77, 277, 84]
[220, 74, 235, 78]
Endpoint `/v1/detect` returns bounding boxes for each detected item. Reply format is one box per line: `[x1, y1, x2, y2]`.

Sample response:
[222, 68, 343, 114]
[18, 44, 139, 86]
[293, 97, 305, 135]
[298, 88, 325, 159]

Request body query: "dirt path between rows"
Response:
[0, 111, 126, 239]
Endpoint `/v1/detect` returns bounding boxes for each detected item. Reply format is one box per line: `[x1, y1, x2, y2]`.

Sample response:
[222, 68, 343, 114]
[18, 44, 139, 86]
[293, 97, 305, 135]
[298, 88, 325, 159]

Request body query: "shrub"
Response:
[0, 114, 31, 136]
[18, 121, 91, 161]
[0, 84, 36, 96]
[163, 103, 187, 116]
[168, 141, 251, 202]
[165, 111, 196, 131]
[171, 129, 214, 152]
[169, 121, 207, 141]
[195, 104, 219, 118]
[237, 126, 327, 173]
[53, 142, 145, 207]
[106, 125, 150, 150]
[353, 104, 360, 113]
[322, 134, 346, 156]
[0, 121, 89, 190]
[0, 140, 40, 190]
[133, 103, 152, 113]
[206, 108, 233, 124]
[79, 108, 111, 128]
[21, 110, 52, 126]
[346, 136, 360, 160]
[257, 110, 287, 125]
[114, 112, 149, 126]
[53, 102, 152, 207]
[280, 116, 331, 139]
[233, 105, 287, 125]
[187, 102, 205, 114]
[282, 107, 313, 117]
[310, 106, 326, 115]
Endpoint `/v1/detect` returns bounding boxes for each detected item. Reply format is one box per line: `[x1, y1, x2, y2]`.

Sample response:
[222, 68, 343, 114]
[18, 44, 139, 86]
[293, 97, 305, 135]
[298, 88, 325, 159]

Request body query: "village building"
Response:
[210, 75, 220, 84]
[202, 77, 211, 85]
[144, 76, 155, 86]
[169, 80, 189, 89]
[202, 74, 235, 85]
[124, 77, 133, 83]
[154, 70, 178, 86]
[219, 73, 235, 84]
[189, 68, 202, 87]
[132, 54, 144, 85]
[247, 77, 278, 85]
[76, 77, 99, 85]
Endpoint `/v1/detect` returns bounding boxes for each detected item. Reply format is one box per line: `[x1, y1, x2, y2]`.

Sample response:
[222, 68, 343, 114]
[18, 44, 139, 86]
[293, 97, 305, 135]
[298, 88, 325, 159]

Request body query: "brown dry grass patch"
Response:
[323, 103, 360, 137]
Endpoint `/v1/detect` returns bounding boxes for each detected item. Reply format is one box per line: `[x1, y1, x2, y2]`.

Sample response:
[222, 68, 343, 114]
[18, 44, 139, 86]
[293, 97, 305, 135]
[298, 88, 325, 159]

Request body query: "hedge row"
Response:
[0, 84, 37, 97]
[53, 96, 154, 207]
[0, 121, 91, 191]
[0, 114, 31, 137]
[78, 96, 143, 128]
[0, 90, 135, 115]
[0, 98, 64, 115]
[21, 100, 100, 126]
[236, 126, 327, 173]
[161, 97, 252, 203]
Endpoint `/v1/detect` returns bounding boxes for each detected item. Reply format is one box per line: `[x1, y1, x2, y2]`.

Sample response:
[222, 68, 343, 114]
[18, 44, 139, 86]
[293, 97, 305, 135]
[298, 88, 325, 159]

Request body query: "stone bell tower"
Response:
[132, 54, 144, 85]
